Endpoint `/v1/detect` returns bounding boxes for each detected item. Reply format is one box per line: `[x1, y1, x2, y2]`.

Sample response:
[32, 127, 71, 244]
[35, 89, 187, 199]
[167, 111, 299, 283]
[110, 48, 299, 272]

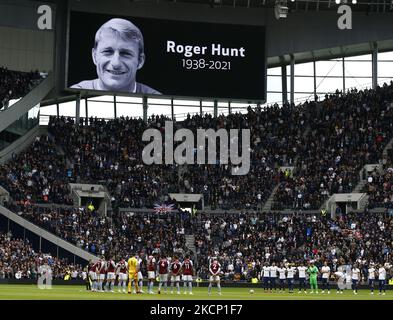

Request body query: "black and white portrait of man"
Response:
[71, 18, 161, 95]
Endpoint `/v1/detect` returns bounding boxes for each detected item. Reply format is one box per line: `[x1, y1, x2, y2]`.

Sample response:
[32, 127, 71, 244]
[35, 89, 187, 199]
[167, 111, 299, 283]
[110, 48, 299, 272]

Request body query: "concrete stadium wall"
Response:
[0, 26, 54, 73]
[0, 0, 55, 73]
[68, 0, 393, 58]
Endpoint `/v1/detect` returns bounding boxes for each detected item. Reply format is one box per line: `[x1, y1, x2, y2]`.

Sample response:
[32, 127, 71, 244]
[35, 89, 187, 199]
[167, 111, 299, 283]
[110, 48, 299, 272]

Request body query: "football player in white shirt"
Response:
[351, 263, 361, 295]
[262, 263, 270, 292]
[286, 263, 296, 293]
[377, 264, 387, 295]
[368, 263, 376, 295]
[136, 253, 144, 293]
[321, 261, 331, 294]
[277, 263, 286, 292]
[297, 263, 308, 293]
[269, 262, 278, 292]
[334, 268, 345, 294]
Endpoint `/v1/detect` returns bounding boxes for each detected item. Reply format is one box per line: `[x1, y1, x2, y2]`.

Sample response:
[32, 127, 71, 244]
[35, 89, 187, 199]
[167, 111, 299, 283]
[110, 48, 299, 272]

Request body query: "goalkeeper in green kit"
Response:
[307, 261, 319, 294]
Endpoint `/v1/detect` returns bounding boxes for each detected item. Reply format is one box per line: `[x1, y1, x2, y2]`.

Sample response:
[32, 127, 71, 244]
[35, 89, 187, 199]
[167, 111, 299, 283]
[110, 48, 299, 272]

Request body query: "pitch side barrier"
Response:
[0, 279, 391, 290]
[6, 204, 389, 216]
[118, 207, 389, 215]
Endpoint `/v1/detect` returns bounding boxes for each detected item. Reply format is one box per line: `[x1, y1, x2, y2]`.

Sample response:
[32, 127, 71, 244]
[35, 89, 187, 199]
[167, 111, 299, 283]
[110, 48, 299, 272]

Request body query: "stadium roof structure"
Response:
[269, 38, 393, 67]
[31, 0, 393, 13]
[128, 0, 393, 13]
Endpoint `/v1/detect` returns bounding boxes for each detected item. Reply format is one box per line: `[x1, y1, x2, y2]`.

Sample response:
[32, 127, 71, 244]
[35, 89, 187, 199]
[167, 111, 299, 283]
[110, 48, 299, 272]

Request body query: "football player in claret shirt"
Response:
[105, 256, 116, 292]
[157, 253, 169, 294]
[170, 255, 182, 294]
[181, 254, 194, 295]
[96, 256, 106, 292]
[147, 254, 157, 294]
[208, 258, 222, 296]
[116, 259, 128, 293]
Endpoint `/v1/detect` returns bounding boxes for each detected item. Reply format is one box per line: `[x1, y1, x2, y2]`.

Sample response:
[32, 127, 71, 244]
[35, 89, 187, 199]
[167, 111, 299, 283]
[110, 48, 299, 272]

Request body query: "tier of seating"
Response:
[0, 231, 83, 279]
[0, 66, 43, 111]
[2, 83, 393, 212]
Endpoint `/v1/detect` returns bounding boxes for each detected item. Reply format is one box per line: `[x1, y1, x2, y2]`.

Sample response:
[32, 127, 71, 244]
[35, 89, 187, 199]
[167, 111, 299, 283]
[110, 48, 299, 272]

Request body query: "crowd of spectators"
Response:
[364, 149, 393, 209]
[273, 84, 393, 210]
[10, 204, 189, 262]
[2, 202, 392, 282]
[177, 105, 310, 210]
[0, 135, 73, 205]
[0, 67, 42, 110]
[2, 68, 393, 282]
[1, 83, 393, 212]
[47, 115, 180, 211]
[193, 211, 393, 281]
[0, 230, 83, 280]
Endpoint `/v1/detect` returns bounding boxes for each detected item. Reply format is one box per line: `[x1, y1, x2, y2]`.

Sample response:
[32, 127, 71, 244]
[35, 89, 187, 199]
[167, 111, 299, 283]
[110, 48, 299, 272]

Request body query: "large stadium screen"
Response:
[66, 11, 266, 101]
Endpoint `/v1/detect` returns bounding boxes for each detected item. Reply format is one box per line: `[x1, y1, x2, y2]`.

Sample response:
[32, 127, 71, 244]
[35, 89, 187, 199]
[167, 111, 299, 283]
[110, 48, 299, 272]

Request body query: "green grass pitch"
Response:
[0, 285, 391, 300]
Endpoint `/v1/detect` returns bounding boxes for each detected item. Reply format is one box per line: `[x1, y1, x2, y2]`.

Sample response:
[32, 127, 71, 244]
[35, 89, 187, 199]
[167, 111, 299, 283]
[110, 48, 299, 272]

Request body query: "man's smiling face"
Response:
[92, 30, 144, 92]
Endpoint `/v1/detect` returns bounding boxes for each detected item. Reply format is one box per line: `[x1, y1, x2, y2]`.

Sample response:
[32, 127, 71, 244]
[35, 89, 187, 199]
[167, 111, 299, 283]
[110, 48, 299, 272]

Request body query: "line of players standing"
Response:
[86, 253, 198, 295]
[86, 254, 389, 296]
[260, 261, 390, 295]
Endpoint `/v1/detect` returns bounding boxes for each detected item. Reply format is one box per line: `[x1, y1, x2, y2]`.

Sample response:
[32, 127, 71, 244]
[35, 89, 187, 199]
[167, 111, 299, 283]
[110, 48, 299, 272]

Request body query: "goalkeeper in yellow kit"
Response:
[127, 254, 141, 294]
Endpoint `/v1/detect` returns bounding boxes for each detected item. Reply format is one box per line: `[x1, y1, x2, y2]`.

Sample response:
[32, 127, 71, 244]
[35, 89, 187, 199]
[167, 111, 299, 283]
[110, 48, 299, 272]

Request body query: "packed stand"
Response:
[178, 105, 311, 210]
[10, 204, 189, 261]
[45, 101, 311, 210]
[365, 149, 393, 209]
[1, 83, 393, 212]
[193, 211, 393, 281]
[273, 84, 393, 210]
[48, 115, 180, 210]
[0, 66, 43, 110]
[0, 135, 73, 205]
[0, 230, 83, 280]
[1, 205, 392, 283]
